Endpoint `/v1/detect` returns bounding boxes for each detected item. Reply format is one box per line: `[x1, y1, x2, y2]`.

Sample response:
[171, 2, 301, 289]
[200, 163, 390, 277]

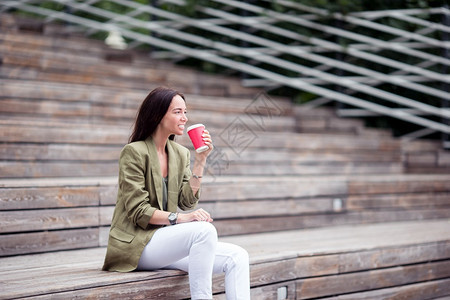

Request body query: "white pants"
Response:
[137, 222, 251, 300]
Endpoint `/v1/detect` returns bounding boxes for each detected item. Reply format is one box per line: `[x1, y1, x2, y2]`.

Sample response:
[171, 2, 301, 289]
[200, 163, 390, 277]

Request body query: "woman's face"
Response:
[159, 95, 188, 136]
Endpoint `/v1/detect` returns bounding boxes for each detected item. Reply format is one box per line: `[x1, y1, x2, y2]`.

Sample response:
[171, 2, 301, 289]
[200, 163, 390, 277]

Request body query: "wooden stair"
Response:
[0, 14, 449, 299]
[0, 220, 448, 299]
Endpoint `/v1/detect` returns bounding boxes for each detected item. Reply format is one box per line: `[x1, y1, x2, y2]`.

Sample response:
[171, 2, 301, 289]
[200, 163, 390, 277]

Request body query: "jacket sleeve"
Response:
[118, 144, 156, 229]
[178, 149, 200, 211]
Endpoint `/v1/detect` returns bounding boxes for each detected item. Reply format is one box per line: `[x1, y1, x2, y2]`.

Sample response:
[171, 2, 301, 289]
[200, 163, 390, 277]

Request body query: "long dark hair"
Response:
[129, 86, 185, 143]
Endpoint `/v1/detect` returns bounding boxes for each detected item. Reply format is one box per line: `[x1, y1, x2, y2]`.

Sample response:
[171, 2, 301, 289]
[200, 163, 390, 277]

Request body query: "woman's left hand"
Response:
[190, 129, 213, 194]
[197, 129, 214, 158]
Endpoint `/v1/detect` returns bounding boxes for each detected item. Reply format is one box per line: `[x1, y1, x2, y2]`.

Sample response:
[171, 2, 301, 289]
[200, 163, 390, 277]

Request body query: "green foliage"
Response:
[283, 0, 446, 14]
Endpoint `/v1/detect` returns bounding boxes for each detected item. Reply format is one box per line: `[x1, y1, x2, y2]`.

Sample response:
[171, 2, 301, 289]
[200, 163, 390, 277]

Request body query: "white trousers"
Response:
[137, 222, 251, 300]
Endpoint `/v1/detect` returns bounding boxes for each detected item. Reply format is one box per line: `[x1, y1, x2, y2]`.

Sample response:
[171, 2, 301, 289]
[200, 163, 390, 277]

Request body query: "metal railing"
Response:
[1, 0, 449, 147]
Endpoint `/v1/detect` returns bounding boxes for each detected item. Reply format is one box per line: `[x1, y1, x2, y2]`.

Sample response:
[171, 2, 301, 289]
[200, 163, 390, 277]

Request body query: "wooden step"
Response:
[0, 142, 403, 178]
[294, 105, 395, 138]
[0, 65, 157, 90]
[402, 139, 450, 173]
[0, 220, 448, 299]
[0, 79, 292, 116]
[0, 158, 403, 178]
[0, 42, 231, 92]
[0, 122, 401, 151]
[0, 97, 296, 131]
[0, 139, 402, 164]
[0, 32, 263, 97]
[0, 31, 110, 59]
[1, 174, 449, 255]
[314, 278, 450, 300]
[218, 161, 403, 176]
[0, 121, 404, 178]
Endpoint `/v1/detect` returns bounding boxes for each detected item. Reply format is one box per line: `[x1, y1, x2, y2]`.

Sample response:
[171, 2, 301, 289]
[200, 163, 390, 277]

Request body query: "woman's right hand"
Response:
[178, 208, 213, 223]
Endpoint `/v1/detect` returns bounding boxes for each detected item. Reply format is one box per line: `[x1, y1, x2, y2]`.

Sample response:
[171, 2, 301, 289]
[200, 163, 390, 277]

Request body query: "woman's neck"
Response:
[152, 130, 169, 155]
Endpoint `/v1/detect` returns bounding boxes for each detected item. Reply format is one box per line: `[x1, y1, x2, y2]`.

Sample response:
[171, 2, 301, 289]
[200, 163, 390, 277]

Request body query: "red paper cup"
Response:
[187, 124, 209, 153]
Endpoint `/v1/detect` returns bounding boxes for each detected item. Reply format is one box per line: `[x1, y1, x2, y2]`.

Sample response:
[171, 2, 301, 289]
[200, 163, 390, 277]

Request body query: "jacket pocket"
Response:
[110, 227, 135, 243]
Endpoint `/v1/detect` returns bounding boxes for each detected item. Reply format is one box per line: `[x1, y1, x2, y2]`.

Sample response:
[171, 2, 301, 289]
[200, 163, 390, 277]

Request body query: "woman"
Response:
[102, 87, 250, 300]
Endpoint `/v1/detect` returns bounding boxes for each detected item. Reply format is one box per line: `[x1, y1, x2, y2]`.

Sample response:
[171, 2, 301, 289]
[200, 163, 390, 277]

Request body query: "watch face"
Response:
[168, 213, 177, 224]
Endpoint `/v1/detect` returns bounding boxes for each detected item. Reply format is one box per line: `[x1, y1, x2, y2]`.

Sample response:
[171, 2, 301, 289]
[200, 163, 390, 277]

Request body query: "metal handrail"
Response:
[179, 2, 449, 103]
[1, 0, 449, 145]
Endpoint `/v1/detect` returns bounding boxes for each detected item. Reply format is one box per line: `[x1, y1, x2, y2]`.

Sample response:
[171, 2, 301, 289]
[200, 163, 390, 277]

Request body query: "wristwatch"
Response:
[168, 212, 178, 225]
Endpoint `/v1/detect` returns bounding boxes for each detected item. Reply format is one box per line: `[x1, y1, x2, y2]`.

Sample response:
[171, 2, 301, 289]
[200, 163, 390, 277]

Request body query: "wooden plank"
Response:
[220, 161, 403, 176]
[0, 32, 109, 57]
[0, 98, 91, 117]
[406, 152, 438, 166]
[178, 131, 401, 152]
[0, 113, 134, 127]
[0, 247, 106, 272]
[0, 228, 99, 257]
[0, 176, 118, 188]
[0, 221, 449, 297]
[221, 148, 401, 163]
[200, 197, 338, 218]
[99, 197, 338, 225]
[0, 123, 400, 152]
[0, 101, 294, 134]
[1, 264, 188, 299]
[0, 46, 213, 89]
[219, 220, 450, 264]
[0, 32, 89, 50]
[3, 245, 446, 300]
[296, 118, 367, 135]
[296, 260, 450, 299]
[0, 186, 102, 210]
[0, 32, 261, 100]
[0, 161, 118, 178]
[0, 45, 103, 66]
[0, 207, 99, 233]
[2, 174, 449, 203]
[348, 175, 450, 194]
[213, 208, 450, 236]
[0, 79, 264, 115]
[27, 273, 192, 300]
[0, 78, 145, 104]
[0, 98, 138, 120]
[248, 281, 296, 300]
[347, 192, 450, 210]
[0, 51, 264, 98]
[0, 143, 121, 161]
[1, 47, 263, 101]
[0, 143, 399, 167]
[0, 65, 154, 90]
[99, 208, 450, 240]
[336, 242, 450, 273]
[438, 151, 450, 166]
[0, 117, 132, 130]
[249, 242, 450, 290]
[0, 124, 129, 144]
[322, 278, 450, 300]
[201, 176, 348, 201]
[0, 50, 163, 82]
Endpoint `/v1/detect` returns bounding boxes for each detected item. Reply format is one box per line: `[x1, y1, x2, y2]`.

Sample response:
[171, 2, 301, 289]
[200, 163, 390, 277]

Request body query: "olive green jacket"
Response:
[102, 137, 199, 272]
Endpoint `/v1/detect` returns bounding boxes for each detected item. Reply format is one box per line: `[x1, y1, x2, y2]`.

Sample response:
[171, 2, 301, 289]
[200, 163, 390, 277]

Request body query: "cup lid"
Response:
[187, 124, 205, 132]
